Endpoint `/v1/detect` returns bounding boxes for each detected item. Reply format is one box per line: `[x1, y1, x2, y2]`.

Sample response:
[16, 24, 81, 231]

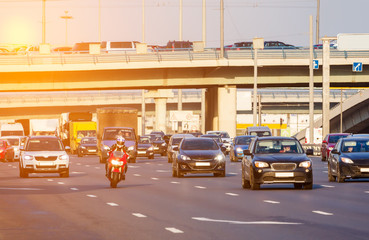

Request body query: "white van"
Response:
[0, 123, 24, 137]
[245, 126, 271, 137]
[102, 41, 139, 53]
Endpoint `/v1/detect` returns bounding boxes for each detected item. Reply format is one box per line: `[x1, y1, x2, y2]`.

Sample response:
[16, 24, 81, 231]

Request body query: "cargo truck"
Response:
[97, 107, 138, 163]
[30, 119, 59, 136]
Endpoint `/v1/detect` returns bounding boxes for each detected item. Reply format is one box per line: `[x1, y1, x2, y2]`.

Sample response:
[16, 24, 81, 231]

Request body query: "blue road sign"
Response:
[313, 60, 319, 69]
[353, 62, 363, 72]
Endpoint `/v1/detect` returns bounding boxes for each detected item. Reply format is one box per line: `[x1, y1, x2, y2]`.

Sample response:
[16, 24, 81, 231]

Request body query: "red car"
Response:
[321, 133, 350, 161]
[0, 139, 14, 162]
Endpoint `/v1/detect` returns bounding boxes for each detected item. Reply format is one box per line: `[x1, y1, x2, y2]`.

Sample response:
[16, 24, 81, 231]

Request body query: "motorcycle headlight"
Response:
[111, 160, 124, 166]
[299, 160, 311, 168]
[24, 155, 34, 161]
[0, 149, 3, 153]
[215, 154, 224, 161]
[14, 147, 19, 151]
[81, 146, 86, 149]
[254, 161, 269, 168]
[148, 147, 153, 151]
[181, 155, 191, 161]
[59, 155, 69, 161]
[341, 157, 353, 164]
[328, 147, 334, 150]
[128, 146, 134, 151]
[236, 147, 243, 153]
[103, 145, 110, 150]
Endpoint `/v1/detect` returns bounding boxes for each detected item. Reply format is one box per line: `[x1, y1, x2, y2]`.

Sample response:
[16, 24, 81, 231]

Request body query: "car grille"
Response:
[271, 163, 296, 171]
[35, 156, 58, 161]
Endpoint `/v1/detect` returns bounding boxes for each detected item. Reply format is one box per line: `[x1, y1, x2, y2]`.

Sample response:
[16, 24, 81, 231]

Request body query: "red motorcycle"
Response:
[106, 150, 128, 188]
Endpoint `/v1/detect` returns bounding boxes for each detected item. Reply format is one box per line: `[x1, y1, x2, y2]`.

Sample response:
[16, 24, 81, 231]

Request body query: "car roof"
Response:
[342, 137, 369, 141]
[201, 134, 220, 137]
[172, 134, 194, 138]
[235, 135, 255, 138]
[28, 135, 59, 139]
[255, 136, 296, 141]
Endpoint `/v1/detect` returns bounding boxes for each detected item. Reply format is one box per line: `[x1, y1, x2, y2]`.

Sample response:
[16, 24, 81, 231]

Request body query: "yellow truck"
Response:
[69, 121, 97, 155]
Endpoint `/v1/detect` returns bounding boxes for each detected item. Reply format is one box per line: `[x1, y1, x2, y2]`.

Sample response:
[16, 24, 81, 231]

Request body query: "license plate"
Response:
[38, 162, 54, 166]
[360, 168, 369, 173]
[88, 149, 96, 152]
[138, 151, 146, 154]
[275, 172, 294, 177]
[195, 162, 211, 167]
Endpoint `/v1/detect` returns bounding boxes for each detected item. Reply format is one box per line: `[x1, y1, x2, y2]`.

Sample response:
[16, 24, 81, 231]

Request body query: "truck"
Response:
[30, 119, 59, 136]
[60, 112, 97, 154]
[0, 123, 24, 137]
[97, 107, 138, 163]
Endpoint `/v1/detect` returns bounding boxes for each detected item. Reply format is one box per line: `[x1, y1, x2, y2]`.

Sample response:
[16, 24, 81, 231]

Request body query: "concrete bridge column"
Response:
[218, 85, 237, 137]
[205, 87, 218, 132]
[145, 89, 174, 133]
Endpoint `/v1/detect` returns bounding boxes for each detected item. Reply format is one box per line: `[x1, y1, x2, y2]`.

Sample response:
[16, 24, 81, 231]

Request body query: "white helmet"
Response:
[117, 136, 125, 147]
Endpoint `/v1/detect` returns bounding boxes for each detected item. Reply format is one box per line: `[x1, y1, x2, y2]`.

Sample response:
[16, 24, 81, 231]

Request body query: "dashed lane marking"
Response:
[76, 163, 81, 166]
[322, 171, 328, 173]
[87, 195, 97, 198]
[129, 166, 140, 169]
[71, 172, 86, 174]
[165, 228, 184, 234]
[58, 182, 65, 185]
[95, 167, 101, 169]
[365, 191, 369, 194]
[47, 179, 54, 182]
[321, 185, 335, 188]
[85, 165, 90, 167]
[12, 166, 16, 169]
[132, 213, 147, 218]
[70, 188, 79, 191]
[192, 217, 302, 225]
[107, 203, 119, 207]
[156, 170, 170, 173]
[194, 186, 207, 189]
[0, 187, 43, 191]
[264, 200, 280, 204]
[312, 210, 333, 216]
[225, 193, 239, 197]
[133, 174, 141, 177]
[151, 177, 159, 180]
[171, 181, 180, 184]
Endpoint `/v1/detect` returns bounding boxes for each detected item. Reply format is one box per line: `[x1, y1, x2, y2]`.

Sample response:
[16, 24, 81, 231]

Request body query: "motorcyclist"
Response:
[106, 136, 128, 177]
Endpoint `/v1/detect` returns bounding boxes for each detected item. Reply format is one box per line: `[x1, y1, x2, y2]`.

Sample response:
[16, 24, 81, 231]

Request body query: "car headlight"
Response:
[341, 157, 353, 164]
[103, 145, 110, 150]
[148, 147, 153, 151]
[128, 146, 134, 151]
[24, 155, 34, 161]
[254, 161, 269, 168]
[299, 160, 311, 168]
[81, 146, 86, 149]
[111, 160, 124, 166]
[0, 149, 3, 153]
[180, 155, 191, 161]
[59, 155, 69, 160]
[236, 147, 243, 153]
[215, 154, 224, 161]
[14, 147, 19, 151]
[161, 143, 166, 147]
[328, 147, 334, 150]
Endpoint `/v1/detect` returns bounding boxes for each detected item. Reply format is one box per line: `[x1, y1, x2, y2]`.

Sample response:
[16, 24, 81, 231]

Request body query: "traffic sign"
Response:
[313, 60, 319, 70]
[353, 62, 363, 72]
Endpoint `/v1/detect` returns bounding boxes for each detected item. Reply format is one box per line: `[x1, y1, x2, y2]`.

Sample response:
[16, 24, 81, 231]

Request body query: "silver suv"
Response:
[19, 136, 69, 178]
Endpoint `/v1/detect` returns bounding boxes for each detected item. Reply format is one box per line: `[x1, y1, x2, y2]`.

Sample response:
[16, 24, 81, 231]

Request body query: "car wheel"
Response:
[294, 183, 303, 189]
[172, 166, 177, 177]
[60, 168, 69, 178]
[241, 168, 251, 189]
[328, 163, 336, 182]
[337, 167, 345, 183]
[99, 155, 104, 164]
[176, 164, 183, 178]
[250, 168, 260, 190]
[77, 150, 82, 157]
[321, 154, 326, 161]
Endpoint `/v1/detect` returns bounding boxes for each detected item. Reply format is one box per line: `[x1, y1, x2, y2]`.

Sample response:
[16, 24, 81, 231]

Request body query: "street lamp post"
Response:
[61, 11, 73, 45]
[252, 38, 264, 126]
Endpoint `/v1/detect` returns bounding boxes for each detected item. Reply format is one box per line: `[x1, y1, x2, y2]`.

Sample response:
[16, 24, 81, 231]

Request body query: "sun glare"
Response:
[2, 16, 37, 45]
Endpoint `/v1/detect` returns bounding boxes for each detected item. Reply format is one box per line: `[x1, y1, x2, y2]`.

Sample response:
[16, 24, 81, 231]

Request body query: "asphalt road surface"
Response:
[0, 154, 368, 240]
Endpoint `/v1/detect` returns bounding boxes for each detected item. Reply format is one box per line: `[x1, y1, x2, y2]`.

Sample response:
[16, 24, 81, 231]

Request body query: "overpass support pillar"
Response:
[146, 89, 174, 133]
[205, 85, 237, 137]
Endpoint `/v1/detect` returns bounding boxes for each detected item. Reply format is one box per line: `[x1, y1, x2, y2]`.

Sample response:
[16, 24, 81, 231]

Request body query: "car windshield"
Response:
[341, 140, 369, 153]
[139, 137, 151, 144]
[26, 138, 64, 151]
[255, 139, 303, 154]
[250, 131, 271, 137]
[104, 129, 135, 141]
[201, 136, 221, 143]
[329, 135, 348, 143]
[5, 138, 19, 146]
[77, 130, 96, 139]
[81, 138, 97, 144]
[235, 137, 253, 145]
[181, 139, 219, 150]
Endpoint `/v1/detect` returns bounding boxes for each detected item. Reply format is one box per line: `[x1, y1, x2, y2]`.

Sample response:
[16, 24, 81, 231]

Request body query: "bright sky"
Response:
[0, 0, 368, 47]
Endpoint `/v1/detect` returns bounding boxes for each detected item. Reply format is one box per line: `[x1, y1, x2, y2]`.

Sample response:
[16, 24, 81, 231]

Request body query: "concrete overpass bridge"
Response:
[0, 49, 368, 136]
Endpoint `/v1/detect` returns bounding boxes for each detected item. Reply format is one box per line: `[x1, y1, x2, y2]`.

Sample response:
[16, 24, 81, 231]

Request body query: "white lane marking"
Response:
[365, 191, 369, 194]
[194, 186, 207, 189]
[171, 181, 180, 184]
[322, 171, 328, 173]
[132, 213, 147, 218]
[225, 193, 239, 197]
[129, 166, 140, 169]
[133, 174, 141, 177]
[76, 163, 81, 166]
[165, 228, 184, 234]
[321, 185, 335, 188]
[87, 195, 97, 198]
[71, 172, 86, 174]
[229, 172, 238, 175]
[156, 170, 170, 173]
[264, 200, 280, 204]
[12, 166, 17, 169]
[324, 166, 328, 169]
[158, 164, 163, 166]
[107, 203, 119, 207]
[95, 167, 101, 169]
[58, 182, 65, 185]
[312, 210, 333, 216]
[151, 177, 159, 180]
[47, 179, 54, 182]
[8, 164, 12, 167]
[145, 163, 151, 165]
[70, 188, 79, 191]
[85, 165, 90, 167]
[192, 217, 302, 225]
[0, 187, 43, 191]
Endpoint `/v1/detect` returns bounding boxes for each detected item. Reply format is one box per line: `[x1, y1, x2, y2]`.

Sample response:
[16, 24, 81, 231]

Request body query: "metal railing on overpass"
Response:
[1, 49, 369, 66]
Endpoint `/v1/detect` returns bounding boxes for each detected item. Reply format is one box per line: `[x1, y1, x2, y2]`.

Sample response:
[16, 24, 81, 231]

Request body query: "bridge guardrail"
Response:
[1, 49, 369, 66]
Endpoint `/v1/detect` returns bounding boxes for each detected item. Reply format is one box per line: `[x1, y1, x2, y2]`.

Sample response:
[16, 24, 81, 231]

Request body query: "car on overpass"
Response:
[264, 41, 298, 49]
[171, 137, 226, 178]
[328, 137, 369, 183]
[241, 136, 314, 190]
[321, 133, 350, 161]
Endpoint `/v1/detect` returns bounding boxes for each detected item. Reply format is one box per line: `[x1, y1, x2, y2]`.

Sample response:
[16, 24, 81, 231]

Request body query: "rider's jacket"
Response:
[110, 144, 128, 153]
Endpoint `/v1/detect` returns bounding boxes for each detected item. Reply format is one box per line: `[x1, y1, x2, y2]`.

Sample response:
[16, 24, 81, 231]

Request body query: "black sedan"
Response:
[77, 137, 98, 157]
[137, 136, 154, 159]
[241, 137, 314, 190]
[147, 134, 167, 156]
[328, 137, 369, 182]
[172, 137, 226, 178]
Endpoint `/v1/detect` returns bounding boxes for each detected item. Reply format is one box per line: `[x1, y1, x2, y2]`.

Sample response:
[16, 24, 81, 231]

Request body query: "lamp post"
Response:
[220, 0, 224, 58]
[60, 11, 73, 45]
[252, 38, 264, 126]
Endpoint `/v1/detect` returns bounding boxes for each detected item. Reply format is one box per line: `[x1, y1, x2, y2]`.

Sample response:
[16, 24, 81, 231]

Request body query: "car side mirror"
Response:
[221, 146, 226, 152]
[322, 140, 327, 144]
[331, 149, 339, 155]
[20, 146, 24, 151]
[173, 146, 179, 151]
[243, 149, 252, 155]
[65, 146, 71, 153]
[306, 149, 314, 156]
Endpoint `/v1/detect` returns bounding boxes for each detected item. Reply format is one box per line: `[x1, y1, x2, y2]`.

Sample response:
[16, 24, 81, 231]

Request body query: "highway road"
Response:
[0, 154, 368, 240]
